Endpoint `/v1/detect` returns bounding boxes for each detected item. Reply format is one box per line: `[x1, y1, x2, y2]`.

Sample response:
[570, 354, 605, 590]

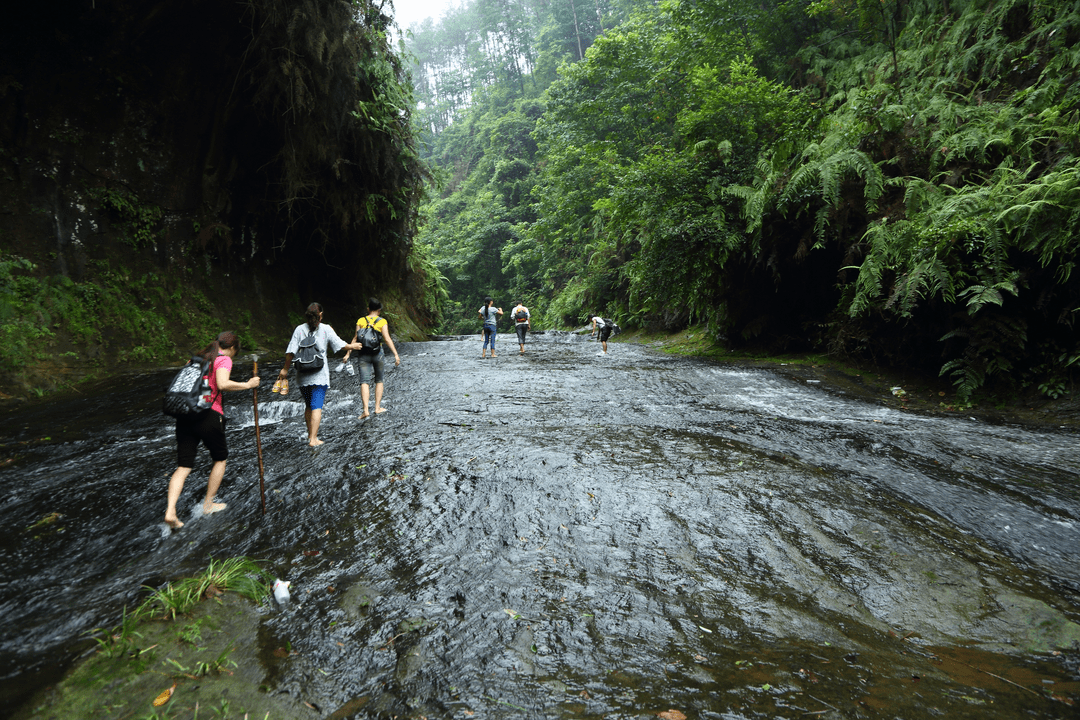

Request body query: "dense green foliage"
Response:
[413, 0, 1079, 398]
[408, 0, 643, 331]
[407, 0, 628, 141]
[0, 250, 263, 381]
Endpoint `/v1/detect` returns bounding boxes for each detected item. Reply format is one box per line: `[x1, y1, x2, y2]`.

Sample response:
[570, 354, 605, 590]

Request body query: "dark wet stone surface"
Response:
[1, 334, 1078, 717]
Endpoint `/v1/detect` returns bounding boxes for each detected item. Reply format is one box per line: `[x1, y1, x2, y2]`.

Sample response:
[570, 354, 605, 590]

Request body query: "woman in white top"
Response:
[590, 316, 611, 355]
[277, 303, 365, 446]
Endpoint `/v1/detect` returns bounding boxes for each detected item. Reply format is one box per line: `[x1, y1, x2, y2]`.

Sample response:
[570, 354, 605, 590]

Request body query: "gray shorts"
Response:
[356, 349, 385, 384]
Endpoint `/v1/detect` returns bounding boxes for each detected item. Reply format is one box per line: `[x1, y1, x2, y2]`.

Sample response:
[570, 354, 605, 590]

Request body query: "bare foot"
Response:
[374, 407, 388, 415]
[202, 502, 227, 516]
[308, 438, 324, 447]
[165, 516, 184, 529]
[359, 412, 370, 420]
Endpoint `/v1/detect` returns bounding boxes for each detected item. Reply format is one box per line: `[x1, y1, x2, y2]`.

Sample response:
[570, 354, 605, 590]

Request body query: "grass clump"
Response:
[16, 557, 285, 720]
[136, 557, 271, 621]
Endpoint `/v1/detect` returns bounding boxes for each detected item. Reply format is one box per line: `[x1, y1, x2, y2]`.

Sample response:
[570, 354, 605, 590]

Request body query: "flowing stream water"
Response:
[1, 333, 1078, 718]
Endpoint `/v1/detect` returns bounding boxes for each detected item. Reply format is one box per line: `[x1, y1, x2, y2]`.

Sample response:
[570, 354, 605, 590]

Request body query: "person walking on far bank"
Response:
[342, 297, 401, 419]
[277, 303, 364, 447]
[590, 315, 612, 356]
[478, 296, 503, 358]
[510, 300, 530, 354]
[164, 331, 260, 529]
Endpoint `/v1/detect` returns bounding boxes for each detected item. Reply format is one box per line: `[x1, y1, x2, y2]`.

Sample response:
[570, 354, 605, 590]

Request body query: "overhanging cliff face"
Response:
[0, 0, 426, 322]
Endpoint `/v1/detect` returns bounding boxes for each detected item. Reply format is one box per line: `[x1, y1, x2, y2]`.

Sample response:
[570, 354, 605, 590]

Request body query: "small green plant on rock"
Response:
[176, 618, 204, 645]
[93, 187, 163, 249]
[0, 252, 55, 373]
[86, 607, 142, 659]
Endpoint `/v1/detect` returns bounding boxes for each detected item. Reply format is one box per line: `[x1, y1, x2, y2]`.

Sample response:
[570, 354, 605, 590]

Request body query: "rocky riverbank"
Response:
[630, 326, 1080, 429]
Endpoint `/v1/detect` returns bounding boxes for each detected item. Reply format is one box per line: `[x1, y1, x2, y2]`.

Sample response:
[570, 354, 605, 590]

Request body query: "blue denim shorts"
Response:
[300, 384, 327, 411]
[356, 349, 385, 384]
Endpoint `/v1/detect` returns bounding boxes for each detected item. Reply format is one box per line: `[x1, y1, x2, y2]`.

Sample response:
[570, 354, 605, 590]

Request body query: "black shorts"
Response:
[176, 410, 228, 468]
[515, 324, 527, 343]
[599, 325, 612, 342]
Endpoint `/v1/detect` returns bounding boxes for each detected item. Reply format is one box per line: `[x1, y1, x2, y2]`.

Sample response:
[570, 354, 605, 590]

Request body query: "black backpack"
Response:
[295, 330, 325, 373]
[163, 356, 215, 417]
[514, 308, 528, 322]
[603, 318, 620, 335]
[357, 316, 382, 351]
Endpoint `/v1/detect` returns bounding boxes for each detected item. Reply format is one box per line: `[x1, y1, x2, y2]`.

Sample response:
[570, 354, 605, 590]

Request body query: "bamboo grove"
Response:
[410, 0, 1080, 399]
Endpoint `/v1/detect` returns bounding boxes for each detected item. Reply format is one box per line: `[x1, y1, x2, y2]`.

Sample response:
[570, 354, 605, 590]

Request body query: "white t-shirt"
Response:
[286, 323, 349, 386]
[511, 305, 530, 324]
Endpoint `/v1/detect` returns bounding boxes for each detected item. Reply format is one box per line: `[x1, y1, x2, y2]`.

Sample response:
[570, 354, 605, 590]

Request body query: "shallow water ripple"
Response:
[1, 335, 1077, 717]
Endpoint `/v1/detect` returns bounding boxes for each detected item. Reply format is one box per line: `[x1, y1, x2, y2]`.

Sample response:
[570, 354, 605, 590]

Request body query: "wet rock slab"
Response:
[3, 335, 1079, 717]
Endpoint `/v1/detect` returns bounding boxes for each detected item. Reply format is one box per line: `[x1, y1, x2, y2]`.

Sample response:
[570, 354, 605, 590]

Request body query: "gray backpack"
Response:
[357, 317, 381, 351]
[163, 357, 216, 417]
[295, 331, 325, 373]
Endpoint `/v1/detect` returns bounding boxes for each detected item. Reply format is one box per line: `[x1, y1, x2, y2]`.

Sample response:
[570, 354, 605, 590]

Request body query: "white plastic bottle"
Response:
[273, 579, 291, 604]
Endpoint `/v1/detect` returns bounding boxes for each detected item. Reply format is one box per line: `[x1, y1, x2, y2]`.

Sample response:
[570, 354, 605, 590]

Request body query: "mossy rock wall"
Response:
[0, 0, 431, 398]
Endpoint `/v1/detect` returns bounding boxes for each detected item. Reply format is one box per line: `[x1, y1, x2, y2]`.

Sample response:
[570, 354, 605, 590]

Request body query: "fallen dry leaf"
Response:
[152, 683, 176, 707]
[657, 710, 687, 720]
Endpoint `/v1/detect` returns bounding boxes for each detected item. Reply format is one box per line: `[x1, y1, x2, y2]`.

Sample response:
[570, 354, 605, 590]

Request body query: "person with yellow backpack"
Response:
[342, 297, 401, 419]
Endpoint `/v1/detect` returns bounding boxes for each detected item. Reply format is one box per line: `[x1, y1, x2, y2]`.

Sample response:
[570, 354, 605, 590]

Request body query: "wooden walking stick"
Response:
[252, 355, 267, 515]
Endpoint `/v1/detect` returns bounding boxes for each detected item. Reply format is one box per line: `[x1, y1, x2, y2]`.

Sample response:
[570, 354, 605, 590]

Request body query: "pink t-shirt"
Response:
[209, 354, 232, 415]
